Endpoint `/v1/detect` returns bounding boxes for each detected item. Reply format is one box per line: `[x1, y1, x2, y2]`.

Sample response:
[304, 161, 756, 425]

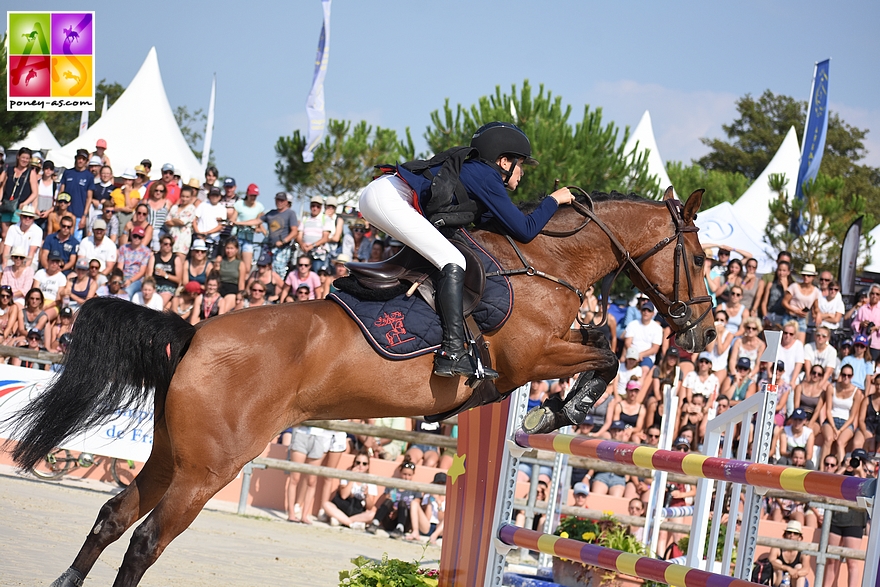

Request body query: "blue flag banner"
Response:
[795, 59, 830, 202]
[302, 0, 331, 163]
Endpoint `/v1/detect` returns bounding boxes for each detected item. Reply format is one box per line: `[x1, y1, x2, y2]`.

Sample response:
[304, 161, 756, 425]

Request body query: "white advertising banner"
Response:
[0, 364, 153, 463]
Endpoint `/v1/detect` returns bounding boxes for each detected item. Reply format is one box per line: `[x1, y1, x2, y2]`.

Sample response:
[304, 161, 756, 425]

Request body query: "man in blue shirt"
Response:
[59, 148, 94, 239]
[40, 215, 80, 272]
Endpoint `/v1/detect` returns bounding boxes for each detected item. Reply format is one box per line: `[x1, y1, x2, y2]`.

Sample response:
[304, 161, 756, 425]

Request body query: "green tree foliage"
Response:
[173, 105, 214, 164]
[275, 119, 414, 206]
[666, 161, 750, 209]
[43, 79, 125, 145]
[698, 90, 880, 222]
[0, 33, 43, 148]
[423, 81, 659, 202]
[764, 172, 873, 271]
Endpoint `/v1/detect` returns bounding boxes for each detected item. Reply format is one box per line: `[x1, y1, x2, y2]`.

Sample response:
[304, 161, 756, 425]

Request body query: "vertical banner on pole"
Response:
[201, 73, 216, 172]
[791, 59, 830, 234]
[302, 0, 331, 163]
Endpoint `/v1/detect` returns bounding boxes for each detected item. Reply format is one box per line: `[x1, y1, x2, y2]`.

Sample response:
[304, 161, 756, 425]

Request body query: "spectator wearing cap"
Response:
[341, 218, 373, 262]
[77, 218, 117, 285]
[117, 226, 152, 298]
[820, 363, 862, 466]
[45, 192, 73, 235]
[613, 379, 647, 443]
[840, 334, 874, 391]
[171, 280, 202, 322]
[0, 147, 40, 239]
[199, 165, 219, 201]
[327, 254, 350, 295]
[232, 183, 265, 269]
[193, 186, 227, 257]
[260, 193, 299, 279]
[159, 163, 180, 205]
[65, 258, 98, 312]
[292, 284, 311, 302]
[296, 197, 334, 274]
[776, 408, 816, 468]
[140, 159, 153, 178]
[720, 356, 757, 403]
[615, 347, 643, 396]
[851, 283, 880, 363]
[782, 264, 820, 343]
[85, 165, 115, 235]
[3, 204, 43, 268]
[87, 155, 103, 179]
[39, 214, 79, 272]
[33, 250, 67, 318]
[768, 520, 810, 587]
[35, 159, 57, 223]
[58, 149, 93, 238]
[246, 251, 284, 303]
[120, 202, 154, 249]
[183, 239, 211, 288]
[92, 138, 110, 166]
[572, 482, 589, 508]
[590, 421, 629, 497]
[165, 179, 199, 257]
[47, 306, 75, 353]
[623, 300, 662, 376]
[222, 177, 237, 201]
[92, 199, 120, 243]
[1, 246, 35, 306]
[10, 327, 49, 371]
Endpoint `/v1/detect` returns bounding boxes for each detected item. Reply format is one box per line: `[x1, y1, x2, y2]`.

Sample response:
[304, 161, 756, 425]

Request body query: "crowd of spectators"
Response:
[0, 143, 399, 366]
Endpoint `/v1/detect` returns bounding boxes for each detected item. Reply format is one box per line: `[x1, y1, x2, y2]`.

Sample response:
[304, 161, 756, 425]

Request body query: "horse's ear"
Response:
[683, 189, 704, 222]
[662, 186, 675, 201]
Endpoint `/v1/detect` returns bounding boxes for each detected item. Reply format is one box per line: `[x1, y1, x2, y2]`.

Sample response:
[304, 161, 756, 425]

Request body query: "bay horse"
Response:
[7, 187, 715, 586]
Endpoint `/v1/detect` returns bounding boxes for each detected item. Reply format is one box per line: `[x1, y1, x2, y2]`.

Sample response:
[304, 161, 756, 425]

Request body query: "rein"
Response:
[486, 187, 712, 338]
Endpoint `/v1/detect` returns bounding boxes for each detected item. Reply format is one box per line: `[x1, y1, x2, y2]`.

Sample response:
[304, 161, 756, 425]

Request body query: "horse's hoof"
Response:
[522, 406, 567, 435]
[50, 567, 85, 587]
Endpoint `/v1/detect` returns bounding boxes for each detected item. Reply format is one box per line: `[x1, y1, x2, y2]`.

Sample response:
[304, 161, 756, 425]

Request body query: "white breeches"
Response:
[358, 174, 466, 271]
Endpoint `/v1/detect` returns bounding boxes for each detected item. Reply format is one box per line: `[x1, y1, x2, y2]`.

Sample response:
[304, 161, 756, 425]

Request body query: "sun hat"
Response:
[800, 263, 818, 276]
[784, 520, 803, 535]
[121, 168, 136, 180]
[134, 165, 148, 176]
[88, 155, 102, 166]
[325, 196, 338, 207]
[185, 177, 201, 190]
[191, 239, 208, 251]
[310, 196, 324, 205]
[18, 205, 37, 217]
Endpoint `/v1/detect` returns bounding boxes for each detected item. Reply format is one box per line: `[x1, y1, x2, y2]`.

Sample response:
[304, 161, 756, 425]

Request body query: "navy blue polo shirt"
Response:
[42, 232, 80, 264]
[59, 168, 93, 217]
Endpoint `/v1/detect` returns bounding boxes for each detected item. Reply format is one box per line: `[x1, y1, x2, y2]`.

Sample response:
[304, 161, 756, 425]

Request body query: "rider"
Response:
[358, 122, 574, 379]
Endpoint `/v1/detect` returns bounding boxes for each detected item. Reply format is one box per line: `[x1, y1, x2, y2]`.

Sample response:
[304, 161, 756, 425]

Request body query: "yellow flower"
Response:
[582, 532, 596, 542]
[559, 531, 569, 538]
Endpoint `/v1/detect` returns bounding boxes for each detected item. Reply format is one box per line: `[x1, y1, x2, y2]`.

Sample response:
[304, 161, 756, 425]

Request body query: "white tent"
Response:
[624, 110, 674, 196]
[48, 47, 202, 180]
[695, 201, 775, 273]
[731, 126, 800, 233]
[10, 121, 62, 153]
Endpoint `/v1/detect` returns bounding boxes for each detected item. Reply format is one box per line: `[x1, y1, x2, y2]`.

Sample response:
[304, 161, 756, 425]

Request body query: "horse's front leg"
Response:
[520, 333, 618, 435]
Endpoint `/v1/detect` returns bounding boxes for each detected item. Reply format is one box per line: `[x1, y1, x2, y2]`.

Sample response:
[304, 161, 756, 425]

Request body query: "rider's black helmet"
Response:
[470, 122, 538, 166]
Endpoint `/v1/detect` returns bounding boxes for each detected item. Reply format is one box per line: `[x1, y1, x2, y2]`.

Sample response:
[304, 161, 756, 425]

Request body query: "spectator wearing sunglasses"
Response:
[0, 285, 22, 343]
[1, 246, 35, 305]
[366, 456, 422, 539]
[322, 449, 379, 530]
[820, 365, 862, 466]
[120, 203, 154, 248]
[10, 328, 48, 370]
[851, 284, 880, 363]
[341, 218, 374, 262]
[804, 326, 838, 382]
[39, 215, 79, 272]
[2, 205, 43, 268]
[117, 226, 152, 298]
[839, 335, 874, 391]
[812, 274, 844, 330]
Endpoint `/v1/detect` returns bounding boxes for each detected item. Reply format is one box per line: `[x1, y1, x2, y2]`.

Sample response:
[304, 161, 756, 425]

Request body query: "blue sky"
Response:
[17, 1, 880, 207]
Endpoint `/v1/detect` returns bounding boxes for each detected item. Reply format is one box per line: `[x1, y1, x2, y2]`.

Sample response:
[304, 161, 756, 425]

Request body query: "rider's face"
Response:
[497, 156, 523, 190]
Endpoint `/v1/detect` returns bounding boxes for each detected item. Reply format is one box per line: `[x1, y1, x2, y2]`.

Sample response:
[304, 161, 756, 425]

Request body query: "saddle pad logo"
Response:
[374, 311, 415, 347]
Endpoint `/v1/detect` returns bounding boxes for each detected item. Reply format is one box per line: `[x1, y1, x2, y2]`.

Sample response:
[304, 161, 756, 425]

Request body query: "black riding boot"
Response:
[433, 263, 477, 378]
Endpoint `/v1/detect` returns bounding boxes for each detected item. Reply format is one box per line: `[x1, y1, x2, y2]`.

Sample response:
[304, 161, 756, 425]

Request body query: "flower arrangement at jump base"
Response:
[552, 514, 662, 587]
[339, 554, 439, 587]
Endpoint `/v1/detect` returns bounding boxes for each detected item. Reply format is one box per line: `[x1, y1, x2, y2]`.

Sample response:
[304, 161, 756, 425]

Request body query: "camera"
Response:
[850, 456, 861, 468]
[861, 321, 875, 335]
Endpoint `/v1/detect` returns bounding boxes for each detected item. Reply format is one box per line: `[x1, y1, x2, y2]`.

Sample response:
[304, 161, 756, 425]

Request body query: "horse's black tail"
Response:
[4, 297, 196, 471]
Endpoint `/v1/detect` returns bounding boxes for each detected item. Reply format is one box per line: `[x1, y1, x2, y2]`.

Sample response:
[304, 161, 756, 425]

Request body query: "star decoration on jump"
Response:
[447, 452, 466, 484]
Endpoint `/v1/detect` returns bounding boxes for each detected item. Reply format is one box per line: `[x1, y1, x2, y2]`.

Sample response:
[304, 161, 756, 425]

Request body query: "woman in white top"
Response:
[820, 364, 862, 465]
[131, 277, 165, 311]
[36, 160, 57, 220]
[728, 317, 766, 378]
[681, 352, 719, 409]
[704, 309, 733, 381]
[720, 285, 749, 337]
[782, 264, 821, 343]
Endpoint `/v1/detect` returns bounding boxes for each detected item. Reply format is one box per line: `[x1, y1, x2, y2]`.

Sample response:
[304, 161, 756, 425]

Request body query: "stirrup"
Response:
[433, 350, 476, 379]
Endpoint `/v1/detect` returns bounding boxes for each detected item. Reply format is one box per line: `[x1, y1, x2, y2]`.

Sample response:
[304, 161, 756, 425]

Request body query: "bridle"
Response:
[487, 187, 713, 338]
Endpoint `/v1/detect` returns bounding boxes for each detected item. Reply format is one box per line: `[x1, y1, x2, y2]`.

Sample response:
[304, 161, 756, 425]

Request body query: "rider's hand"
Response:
[550, 187, 574, 205]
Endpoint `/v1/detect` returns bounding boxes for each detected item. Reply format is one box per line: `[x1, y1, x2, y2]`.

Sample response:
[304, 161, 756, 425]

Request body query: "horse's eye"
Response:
[694, 255, 705, 267]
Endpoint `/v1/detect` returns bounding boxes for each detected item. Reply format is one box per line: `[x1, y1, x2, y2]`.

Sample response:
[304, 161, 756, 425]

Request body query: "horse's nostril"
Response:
[705, 329, 717, 345]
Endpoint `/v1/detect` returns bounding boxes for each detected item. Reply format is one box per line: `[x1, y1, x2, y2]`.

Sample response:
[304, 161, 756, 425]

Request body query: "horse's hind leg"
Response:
[110, 457, 243, 587]
[50, 421, 174, 587]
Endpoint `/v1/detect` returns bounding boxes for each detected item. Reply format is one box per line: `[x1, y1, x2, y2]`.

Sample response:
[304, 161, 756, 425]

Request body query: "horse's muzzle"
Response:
[675, 327, 716, 353]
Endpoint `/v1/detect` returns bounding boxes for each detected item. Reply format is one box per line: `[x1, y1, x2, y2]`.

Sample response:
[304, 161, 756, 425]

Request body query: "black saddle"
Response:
[346, 240, 486, 314]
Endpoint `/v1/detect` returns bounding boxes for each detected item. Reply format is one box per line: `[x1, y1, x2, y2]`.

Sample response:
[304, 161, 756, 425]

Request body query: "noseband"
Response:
[490, 188, 713, 338]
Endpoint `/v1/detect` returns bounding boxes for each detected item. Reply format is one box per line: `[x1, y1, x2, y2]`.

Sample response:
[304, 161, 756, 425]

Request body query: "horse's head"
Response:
[630, 188, 716, 352]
